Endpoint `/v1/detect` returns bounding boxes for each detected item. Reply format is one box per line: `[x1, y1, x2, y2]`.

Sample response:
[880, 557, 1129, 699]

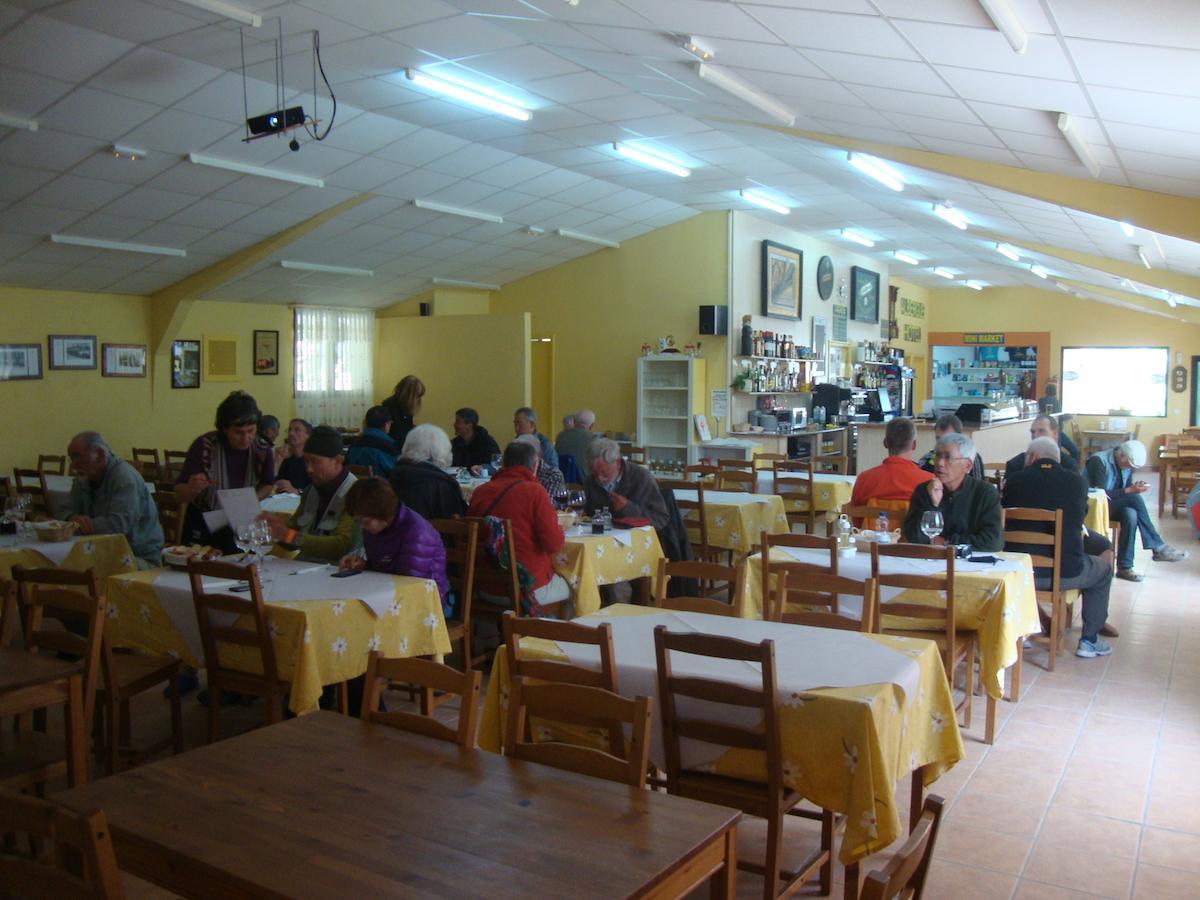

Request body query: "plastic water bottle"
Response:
[836, 514, 853, 552]
[876, 511, 891, 543]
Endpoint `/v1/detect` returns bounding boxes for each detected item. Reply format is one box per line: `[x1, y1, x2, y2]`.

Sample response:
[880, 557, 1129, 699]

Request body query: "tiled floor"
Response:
[38, 487, 1200, 899]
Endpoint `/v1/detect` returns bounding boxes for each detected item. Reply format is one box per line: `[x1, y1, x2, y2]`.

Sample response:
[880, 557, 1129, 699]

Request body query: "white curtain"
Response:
[293, 306, 374, 429]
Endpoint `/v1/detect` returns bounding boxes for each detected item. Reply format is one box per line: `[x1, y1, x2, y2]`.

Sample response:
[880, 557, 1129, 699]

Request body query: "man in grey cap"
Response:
[1085, 439, 1188, 581]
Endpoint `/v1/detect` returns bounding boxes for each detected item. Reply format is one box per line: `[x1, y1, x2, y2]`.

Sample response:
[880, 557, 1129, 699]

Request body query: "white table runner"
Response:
[755, 470, 856, 493]
[0, 532, 92, 566]
[672, 489, 776, 506]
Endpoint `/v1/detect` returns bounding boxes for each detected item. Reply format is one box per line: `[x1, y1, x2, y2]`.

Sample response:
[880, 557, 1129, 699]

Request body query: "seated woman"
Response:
[339, 478, 451, 617]
[274, 418, 312, 493]
[388, 424, 467, 522]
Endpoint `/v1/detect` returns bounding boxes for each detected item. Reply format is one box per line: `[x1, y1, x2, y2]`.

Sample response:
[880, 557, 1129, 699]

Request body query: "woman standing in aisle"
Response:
[381, 375, 424, 448]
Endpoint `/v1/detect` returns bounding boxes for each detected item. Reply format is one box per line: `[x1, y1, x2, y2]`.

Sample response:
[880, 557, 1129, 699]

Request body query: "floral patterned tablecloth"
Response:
[672, 490, 788, 554]
[1085, 490, 1109, 535]
[478, 603, 964, 865]
[0, 533, 137, 582]
[555, 527, 665, 616]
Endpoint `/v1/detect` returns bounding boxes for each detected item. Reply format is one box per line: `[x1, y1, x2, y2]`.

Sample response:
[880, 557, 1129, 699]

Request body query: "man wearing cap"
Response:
[262, 424, 361, 562]
[1086, 439, 1188, 581]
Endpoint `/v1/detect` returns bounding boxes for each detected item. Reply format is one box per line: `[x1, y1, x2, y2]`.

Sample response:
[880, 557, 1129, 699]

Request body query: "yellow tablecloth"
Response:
[479, 604, 964, 865]
[754, 471, 855, 516]
[1085, 490, 1109, 534]
[102, 568, 451, 714]
[675, 490, 788, 553]
[554, 527, 664, 616]
[745, 550, 1039, 700]
[0, 533, 137, 582]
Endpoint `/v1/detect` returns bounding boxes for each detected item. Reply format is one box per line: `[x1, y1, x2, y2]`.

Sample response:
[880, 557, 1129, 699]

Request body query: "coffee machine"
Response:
[812, 383, 852, 425]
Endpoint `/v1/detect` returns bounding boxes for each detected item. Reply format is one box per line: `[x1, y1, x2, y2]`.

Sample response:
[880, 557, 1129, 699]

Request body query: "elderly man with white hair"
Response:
[554, 408, 596, 471]
[1004, 436, 1117, 657]
[902, 431, 1003, 550]
[58, 431, 164, 568]
[388, 424, 467, 522]
[1085, 439, 1188, 581]
[583, 437, 668, 529]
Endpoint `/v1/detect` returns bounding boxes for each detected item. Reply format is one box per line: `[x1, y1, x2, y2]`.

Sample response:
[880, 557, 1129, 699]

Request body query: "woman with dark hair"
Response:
[380, 375, 424, 447]
[274, 418, 313, 493]
[175, 390, 276, 552]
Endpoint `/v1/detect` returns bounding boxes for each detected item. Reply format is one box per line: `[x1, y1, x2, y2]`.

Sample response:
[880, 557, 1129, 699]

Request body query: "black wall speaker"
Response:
[699, 305, 728, 336]
[419, 302, 431, 317]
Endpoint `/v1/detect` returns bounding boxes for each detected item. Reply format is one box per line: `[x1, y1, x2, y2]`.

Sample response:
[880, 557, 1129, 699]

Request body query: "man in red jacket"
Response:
[467, 439, 569, 609]
[851, 417, 933, 505]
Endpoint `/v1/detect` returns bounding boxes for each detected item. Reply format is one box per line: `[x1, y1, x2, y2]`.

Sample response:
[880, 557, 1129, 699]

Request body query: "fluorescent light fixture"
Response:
[1052, 279, 1072, 292]
[681, 36, 714, 61]
[1119, 221, 1135, 238]
[405, 69, 531, 122]
[965, 280, 985, 291]
[933, 202, 968, 230]
[978, 0, 1028, 54]
[696, 62, 795, 126]
[1152, 233, 1166, 261]
[111, 144, 146, 161]
[412, 198, 503, 224]
[0, 112, 37, 132]
[523, 226, 545, 236]
[1166, 292, 1177, 308]
[1057, 113, 1100, 179]
[932, 267, 955, 279]
[1136, 245, 1151, 269]
[50, 233, 185, 257]
[847, 152, 904, 192]
[740, 189, 790, 215]
[893, 251, 920, 266]
[174, 0, 261, 27]
[612, 142, 690, 178]
[281, 260, 373, 277]
[188, 153, 324, 188]
[557, 228, 620, 249]
[1030, 264, 1048, 279]
[432, 277, 500, 291]
[995, 242, 1020, 261]
[840, 229, 874, 248]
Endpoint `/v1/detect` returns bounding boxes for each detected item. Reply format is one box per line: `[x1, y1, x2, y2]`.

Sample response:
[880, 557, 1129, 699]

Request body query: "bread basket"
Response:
[32, 520, 78, 543]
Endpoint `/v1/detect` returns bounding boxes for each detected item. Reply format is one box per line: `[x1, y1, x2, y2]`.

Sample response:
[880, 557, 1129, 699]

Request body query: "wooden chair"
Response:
[716, 469, 756, 493]
[982, 462, 1007, 491]
[428, 518, 479, 674]
[162, 450, 188, 482]
[657, 478, 709, 562]
[871, 543, 975, 730]
[2, 567, 105, 791]
[770, 570, 878, 633]
[625, 446, 647, 465]
[37, 454, 66, 476]
[684, 463, 719, 484]
[188, 559, 290, 742]
[654, 626, 835, 898]
[0, 791, 124, 899]
[155, 482, 186, 546]
[1002, 508, 1078, 671]
[842, 503, 892, 529]
[859, 794, 946, 900]
[347, 463, 374, 478]
[653, 558, 744, 617]
[361, 651, 481, 748]
[752, 452, 787, 472]
[131, 447, 161, 481]
[1169, 446, 1200, 518]
[12, 468, 49, 515]
[813, 455, 849, 475]
[772, 460, 820, 533]
[717, 458, 754, 471]
[505, 678, 652, 788]
[760, 531, 838, 614]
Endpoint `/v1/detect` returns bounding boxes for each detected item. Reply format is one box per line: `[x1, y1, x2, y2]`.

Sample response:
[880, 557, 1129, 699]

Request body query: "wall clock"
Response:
[816, 255, 834, 301]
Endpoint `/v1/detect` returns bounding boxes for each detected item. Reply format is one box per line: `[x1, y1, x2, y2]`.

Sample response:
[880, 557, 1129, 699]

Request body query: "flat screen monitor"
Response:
[865, 387, 893, 421]
[876, 387, 892, 414]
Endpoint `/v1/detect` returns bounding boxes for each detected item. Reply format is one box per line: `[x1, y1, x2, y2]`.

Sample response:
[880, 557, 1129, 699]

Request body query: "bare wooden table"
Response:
[58, 711, 739, 899]
[0, 648, 87, 786]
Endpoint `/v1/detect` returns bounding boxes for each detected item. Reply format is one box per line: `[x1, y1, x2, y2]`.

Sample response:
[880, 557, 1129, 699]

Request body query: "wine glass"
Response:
[920, 510, 944, 543]
[568, 490, 586, 514]
[553, 487, 570, 511]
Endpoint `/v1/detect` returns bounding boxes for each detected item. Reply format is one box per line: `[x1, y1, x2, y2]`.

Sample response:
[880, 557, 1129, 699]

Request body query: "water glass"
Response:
[920, 510, 944, 542]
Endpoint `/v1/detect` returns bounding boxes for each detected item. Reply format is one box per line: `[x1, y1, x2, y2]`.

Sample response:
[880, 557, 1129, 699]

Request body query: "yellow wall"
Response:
[491, 212, 727, 436]
[374, 312, 530, 443]
[0, 287, 293, 474]
[890, 278, 932, 404]
[929, 285, 1200, 444]
[376, 287, 491, 318]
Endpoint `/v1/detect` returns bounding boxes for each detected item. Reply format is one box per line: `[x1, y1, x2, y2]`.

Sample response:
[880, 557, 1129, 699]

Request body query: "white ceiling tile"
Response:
[319, 37, 421, 79]
[936, 66, 1092, 114]
[471, 155, 554, 189]
[333, 75, 425, 109]
[848, 85, 976, 122]
[568, 23, 682, 59]
[50, 0, 201, 43]
[373, 168, 458, 199]
[120, 108, 239, 154]
[88, 47, 223, 107]
[966, 101, 1061, 136]
[626, 0, 782, 42]
[266, 143, 362, 178]
[882, 112, 1005, 147]
[326, 156, 410, 191]
[60, 211, 153, 240]
[144, 161, 241, 197]
[129, 221, 211, 246]
[422, 179, 504, 207]
[386, 14, 524, 59]
[317, 111, 420, 154]
[208, 175, 303, 206]
[570, 92, 675, 122]
[0, 13, 134, 82]
[472, 17, 610, 53]
[0, 129, 106, 174]
[378, 97, 484, 128]
[372, 128, 470, 166]
[100, 185, 198, 220]
[0, 164, 55, 201]
[994, 128, 1074, 159]
[423, 143, 515, 178]
[1051, 0, 1200, 50]
[802, 50, 949, 95]
[745, 6, 921, 60]
[1088, 86, 1200, 134]
[458, 45, 582, 83]
[38, 87, 162, 141]
[527, 70, 627, 103]
[901, 24, 1076, 79]
[1117, 148, 1200, 181]
[165, 196, 258, 229]
[486, 133, 573, 155]
[1104, 121, 1200, 160]
[696, 39, 826, 78]
[1066, 38, 1200, 96]
[0, 66, 74, 118]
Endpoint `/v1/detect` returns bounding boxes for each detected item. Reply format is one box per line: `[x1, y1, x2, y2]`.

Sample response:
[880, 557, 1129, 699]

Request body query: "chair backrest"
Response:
[654, 626, 782, 794]
[155, 482, 186, 547]
[463, 516, 521, 615]
[982, 462, 1006, 490]
[625, 446, 647, 465]
[11, 567, 106, 734]
[428, 518, 479, 628]
[761, 530, 838, 611]
[37, 455, 66, 476]
[131, 448, 161, 481]
[772, 569, 878, 633]
[870, 543, 957, 651]
[717, 457, 753, 471]
[12, 468, 49, 514]
[162, 450, 188, 482]
[657, 478, 708, 561]
[1001, 507, 1062, 598]
[347, 463, 374, 478]
[187, 559, 282, 697]
[0, 578, 17, 648]
[860, 794, 946, 900]
[772, 459, 818, 531]
[653, 558, 744, 617]
[684, 463, 718, 484]
[361, 651, 481, 747]
[0, 790, 124, 899]
[504, 678, 652, 787]
[842, 503, 890, 529]
[502, 612, 617, 690]
[715, 469, 756, 492]
[752, 452, 787, 472]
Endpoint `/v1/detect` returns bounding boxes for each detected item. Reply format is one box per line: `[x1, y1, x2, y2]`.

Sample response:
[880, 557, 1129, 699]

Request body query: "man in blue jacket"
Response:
[347, 406, 400, 477]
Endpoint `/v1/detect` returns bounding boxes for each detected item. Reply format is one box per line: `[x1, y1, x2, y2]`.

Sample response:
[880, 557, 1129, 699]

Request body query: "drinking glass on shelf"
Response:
[920, 510, 944, 543]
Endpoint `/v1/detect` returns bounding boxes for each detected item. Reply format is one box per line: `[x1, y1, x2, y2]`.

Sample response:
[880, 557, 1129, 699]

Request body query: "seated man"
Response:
[903, 432, 1002, 550]
[347, 405, 399, 477]
[262, 425, 360, 562]
[1004, 415, 1077, 476]
[1085, 440, 1188, 581]
[466, 440, 569, 610]
[514, 433, 565, 499]
[919, 413, 985, 480]
[513, 406, 559, 469]
[583, 437, 669, 529]
[850, 416, 932, 505]
[555, 408, 596, 470]
[451, 407, 501, 471]
[58, 431, 163, 569]
[1003, 437, 1116, 658]
[256, 414, 280, 451]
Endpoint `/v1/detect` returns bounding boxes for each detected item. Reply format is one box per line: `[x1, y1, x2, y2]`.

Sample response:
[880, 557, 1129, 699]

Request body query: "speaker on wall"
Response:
[699, 305, 728, 335]
[419, 302, 431, 317]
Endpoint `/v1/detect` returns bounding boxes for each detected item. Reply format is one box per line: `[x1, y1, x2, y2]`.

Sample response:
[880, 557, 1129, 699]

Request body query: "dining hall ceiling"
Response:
[1, 0, 1199, 313]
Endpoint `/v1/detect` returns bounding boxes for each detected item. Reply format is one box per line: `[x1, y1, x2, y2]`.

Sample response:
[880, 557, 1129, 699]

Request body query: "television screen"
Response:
[877, 387, 892, 413]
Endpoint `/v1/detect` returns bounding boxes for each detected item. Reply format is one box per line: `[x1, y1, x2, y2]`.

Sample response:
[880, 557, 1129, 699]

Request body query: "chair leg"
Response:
[985, 695, 997, 745]
[266, 694, 283, 726]
[206, 686, 220, 744]
[1046, 600, 1058, 673]
[762, 811, 781, 900]
[105, 699, 120, 775]
[168, 673, 183, 755]
[337, 681, 349, 715]
[819, 807, 834, 895]
[962, 646, 974, 731]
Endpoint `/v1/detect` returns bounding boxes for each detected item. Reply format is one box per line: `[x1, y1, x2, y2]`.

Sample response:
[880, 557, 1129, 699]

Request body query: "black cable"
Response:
[304, 30, 336, 141]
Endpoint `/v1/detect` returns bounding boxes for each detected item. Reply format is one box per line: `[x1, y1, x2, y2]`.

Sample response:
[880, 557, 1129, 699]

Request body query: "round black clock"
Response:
[817, 255, 834, 301]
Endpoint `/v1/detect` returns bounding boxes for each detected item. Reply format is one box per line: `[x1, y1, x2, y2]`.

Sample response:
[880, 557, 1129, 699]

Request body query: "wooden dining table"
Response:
[56, 711, 740, 899]
[0, 648, 88, 787]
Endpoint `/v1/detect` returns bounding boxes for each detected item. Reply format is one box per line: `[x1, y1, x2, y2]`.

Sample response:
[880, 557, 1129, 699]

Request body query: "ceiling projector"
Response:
[246, 106, 305, 136]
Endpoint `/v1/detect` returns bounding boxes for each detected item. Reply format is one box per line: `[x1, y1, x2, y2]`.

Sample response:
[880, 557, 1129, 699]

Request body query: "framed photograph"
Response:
[0, 344, 42, 381]
[827, 340, 851, 381]
[850, 266, 880, 324]
[101, 343, 147, 378]
[171, 339, 201, 389]
[760, 239, 802, 319]
[48, 334, 97, 370]
[253, 329, 279, 375]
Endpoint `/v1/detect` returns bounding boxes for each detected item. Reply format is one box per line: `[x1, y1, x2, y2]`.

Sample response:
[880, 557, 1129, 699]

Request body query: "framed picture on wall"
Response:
[811, 315, 827, 360]
[0, 344, 42, 381]
[760, 240, 802, 319]
[850, 266, 880, 324]
[171, 339, 201, 389]
[253, 330, 279, 375]
[101, 343, 147, 378]
[48, 334, 97, 370]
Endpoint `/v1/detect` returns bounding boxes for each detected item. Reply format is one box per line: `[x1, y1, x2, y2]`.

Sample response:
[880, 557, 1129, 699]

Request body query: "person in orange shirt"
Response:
[851, 417, 933, 506]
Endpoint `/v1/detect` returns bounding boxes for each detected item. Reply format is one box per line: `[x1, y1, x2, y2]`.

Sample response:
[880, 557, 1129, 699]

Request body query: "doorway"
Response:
[530, 336, 555, 427]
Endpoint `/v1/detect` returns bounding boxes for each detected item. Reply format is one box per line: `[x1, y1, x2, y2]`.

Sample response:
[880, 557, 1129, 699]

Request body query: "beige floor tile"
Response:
[948, 788, 1048, 839]
[1052, 778, 1148, 823]
[1146, 787, 1200, 834]
[1023, 838, 1135, 898]
[1010, 703, 1088, 730]
[1015, 881, 1114, 899]
[1039, 806, 1141, 858]
[983, 741, 1072, 775]
[923, 860, 1017, 900]
[932, 820, 1034, 875]
[967, 762, 1061, 805]
[1132, 863, 1196, 899]
[999, 720, 1081, 753]
[1139, 827, 1200, 874]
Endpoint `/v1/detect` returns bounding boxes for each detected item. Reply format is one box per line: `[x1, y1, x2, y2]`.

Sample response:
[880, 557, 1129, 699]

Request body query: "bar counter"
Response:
[856, 416, 1037, 471]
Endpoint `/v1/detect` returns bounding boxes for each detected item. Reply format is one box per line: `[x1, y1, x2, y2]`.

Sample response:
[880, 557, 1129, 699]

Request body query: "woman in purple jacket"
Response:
[339, 478, 451, 617]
